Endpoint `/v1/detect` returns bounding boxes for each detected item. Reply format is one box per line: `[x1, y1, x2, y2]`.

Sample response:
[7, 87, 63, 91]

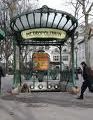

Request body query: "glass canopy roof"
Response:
[10, 5, 78, 45]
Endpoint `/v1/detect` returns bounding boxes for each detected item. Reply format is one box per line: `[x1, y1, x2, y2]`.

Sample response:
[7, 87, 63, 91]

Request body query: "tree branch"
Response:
[70, 0, 76, 8]
[87, 2, 93, 13]
[78, 14, 84, 20]
[85, 0, 90, 8]
[77, 0, 83, 5]
[88, 14, 93, 16]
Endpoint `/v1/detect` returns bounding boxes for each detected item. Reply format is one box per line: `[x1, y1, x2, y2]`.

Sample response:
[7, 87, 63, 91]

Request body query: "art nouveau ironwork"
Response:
[10, 5, 78, 45]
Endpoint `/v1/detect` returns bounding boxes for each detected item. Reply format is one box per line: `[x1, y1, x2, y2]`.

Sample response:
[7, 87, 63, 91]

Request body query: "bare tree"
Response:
[66, 0, 93, 66]
[64, 0, 81, 68]
[0, 0, 15, 73]
[77, 0, 93, 66]
[0, 0, 39, 73]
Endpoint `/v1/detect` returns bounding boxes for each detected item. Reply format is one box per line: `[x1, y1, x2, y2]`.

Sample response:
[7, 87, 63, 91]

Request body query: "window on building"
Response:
[53, 56, 59, 61]
[63, 48, 67, 52]
[54, 48, 59, 53]
[62, 56, 68, 61]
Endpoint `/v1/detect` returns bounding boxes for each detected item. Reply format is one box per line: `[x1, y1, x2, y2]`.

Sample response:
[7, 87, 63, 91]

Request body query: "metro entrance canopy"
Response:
[10, 5, 78, 88]
[10, 5, 78, 45]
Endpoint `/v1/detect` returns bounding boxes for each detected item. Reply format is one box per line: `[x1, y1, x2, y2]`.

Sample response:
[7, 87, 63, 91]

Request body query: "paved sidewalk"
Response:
[1, 75, 13, 93]
[0, 91, 93, 120]
[0, 74, 93, 120]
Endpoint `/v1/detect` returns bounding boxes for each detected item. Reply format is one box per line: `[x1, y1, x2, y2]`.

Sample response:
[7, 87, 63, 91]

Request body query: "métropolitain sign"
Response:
[21, 28, 66, 40]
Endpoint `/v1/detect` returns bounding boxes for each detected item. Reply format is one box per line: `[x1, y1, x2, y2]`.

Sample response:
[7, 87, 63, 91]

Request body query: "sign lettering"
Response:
[21, 28, 66, 40]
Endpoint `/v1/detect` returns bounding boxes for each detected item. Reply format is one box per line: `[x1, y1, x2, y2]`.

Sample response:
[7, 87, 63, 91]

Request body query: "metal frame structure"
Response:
[10, 5, 78, 45]
[10, 5, 78, 90]
[0, 28, 5, 93]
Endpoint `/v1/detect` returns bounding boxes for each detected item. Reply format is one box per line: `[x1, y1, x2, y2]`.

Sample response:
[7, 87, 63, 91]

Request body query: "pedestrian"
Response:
[0, 65, 5, 93]
[77, 61, 92, 100]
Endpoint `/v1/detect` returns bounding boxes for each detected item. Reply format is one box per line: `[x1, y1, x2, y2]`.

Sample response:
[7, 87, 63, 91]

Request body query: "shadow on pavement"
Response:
[1, 92, 93, 108]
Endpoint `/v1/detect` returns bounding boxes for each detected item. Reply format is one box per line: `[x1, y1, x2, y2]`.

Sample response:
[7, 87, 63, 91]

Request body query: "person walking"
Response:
[0, 65, 5, 93]
[77, 61, 91, 100]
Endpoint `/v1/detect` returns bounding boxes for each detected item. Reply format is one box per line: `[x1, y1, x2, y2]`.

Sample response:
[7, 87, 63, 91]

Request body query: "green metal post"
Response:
[76, 51, 77, 69]
[19, 45, 22, 86]
[47, 70, 49, 88]
[13, 36, 16, 86]
[71, 34, 75, 86]
[75, 47, 78, 80]
[76, 50, 78, 79]
[15, 45, 21, 87]
[59, 45, 62, 82]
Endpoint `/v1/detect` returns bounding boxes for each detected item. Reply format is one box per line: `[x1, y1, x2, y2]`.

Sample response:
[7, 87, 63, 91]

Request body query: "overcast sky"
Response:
[38, 0, 83, 23]
[38, 0, 93, 24]
[38, 0, 74, 13]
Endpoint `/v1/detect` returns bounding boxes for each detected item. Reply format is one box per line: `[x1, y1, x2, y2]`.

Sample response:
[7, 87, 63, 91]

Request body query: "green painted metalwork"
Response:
[13, 70, 21, 87]
[10, 5, 78, 46]
[60, 70, 72, 82]
[0, 29, 5, 93]
[13, 37, 16, 86]
[59, 46, 62, 82]
[10, 5, 78, 88]
[0, 29, 5, 40]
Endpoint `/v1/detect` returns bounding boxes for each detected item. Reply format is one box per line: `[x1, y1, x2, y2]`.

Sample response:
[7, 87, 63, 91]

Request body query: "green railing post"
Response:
[59, 45, 62, 82]
[13, 36, 16, 86]
[75, 47, 78, 79]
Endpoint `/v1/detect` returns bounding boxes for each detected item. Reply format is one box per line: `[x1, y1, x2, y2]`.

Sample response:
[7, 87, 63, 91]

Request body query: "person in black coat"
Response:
[77, 61, 91, 100]
[0, 66, 5, 92]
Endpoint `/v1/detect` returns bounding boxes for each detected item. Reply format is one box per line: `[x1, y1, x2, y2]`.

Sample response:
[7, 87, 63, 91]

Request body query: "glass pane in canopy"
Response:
[47, 13, 55, 27]
[41, 13, 48, 27]
[15, 18, 24, 30]
[28, 13, 34, 28]
[64, 20, 72, 30]
[69, 23, 76, 31]
[10, 5, 78, 38]
[35, 13, 41, 27]
[21, 15, 29, 29]
[58, 15, 67, 29]
[52, 13, 62, 28]
[69, 25, 74, 30]
[14, 24, 19, 31]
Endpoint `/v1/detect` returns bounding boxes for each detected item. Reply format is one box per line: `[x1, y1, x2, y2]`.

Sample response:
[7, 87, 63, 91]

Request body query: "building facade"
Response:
[75, 23, 93, 68]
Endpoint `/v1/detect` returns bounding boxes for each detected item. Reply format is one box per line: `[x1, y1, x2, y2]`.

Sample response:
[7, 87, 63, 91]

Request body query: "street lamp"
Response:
[75, 46, 78, 79]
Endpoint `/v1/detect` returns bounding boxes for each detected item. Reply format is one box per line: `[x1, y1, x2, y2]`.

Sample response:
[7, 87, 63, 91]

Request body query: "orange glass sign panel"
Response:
[32, 53, 50, 71]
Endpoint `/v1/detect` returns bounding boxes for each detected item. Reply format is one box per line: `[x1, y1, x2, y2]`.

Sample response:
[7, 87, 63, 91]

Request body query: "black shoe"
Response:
[77, 96, 83, 100]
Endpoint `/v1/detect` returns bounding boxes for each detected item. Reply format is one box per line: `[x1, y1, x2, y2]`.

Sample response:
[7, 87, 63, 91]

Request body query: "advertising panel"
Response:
[32, 52, 50, 71]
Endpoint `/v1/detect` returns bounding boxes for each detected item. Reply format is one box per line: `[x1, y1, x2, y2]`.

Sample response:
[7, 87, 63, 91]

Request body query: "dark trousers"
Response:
[80, 80, 91, 97]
